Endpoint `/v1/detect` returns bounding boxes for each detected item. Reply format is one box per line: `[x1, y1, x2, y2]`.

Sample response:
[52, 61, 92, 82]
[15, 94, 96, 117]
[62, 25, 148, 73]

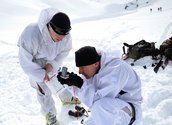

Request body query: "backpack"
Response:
[154, 37, 172, 73]
[123, 40, 158, 61]
[159, 37, 172, 60]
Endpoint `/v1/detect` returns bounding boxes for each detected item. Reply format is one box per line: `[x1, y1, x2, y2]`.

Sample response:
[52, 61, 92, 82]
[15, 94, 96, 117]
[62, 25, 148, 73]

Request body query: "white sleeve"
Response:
[76, 82, 96, 107]
[18, 46, 46, 82]
[95, 63, 130, 98]
[46, 35, 72, 72]
[46, 50, 70, 72]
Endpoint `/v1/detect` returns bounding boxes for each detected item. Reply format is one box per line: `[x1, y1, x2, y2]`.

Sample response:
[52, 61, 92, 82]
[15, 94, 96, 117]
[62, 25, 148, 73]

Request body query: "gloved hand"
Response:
[57, 72, 83, 88]
[57, 72, 70, 85]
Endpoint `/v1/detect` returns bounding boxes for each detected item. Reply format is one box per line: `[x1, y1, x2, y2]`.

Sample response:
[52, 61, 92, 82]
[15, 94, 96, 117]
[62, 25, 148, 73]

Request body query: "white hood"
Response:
[99, 49, 121, 68]
[38, 8, 59, 34]
[38, 8, 59, 44]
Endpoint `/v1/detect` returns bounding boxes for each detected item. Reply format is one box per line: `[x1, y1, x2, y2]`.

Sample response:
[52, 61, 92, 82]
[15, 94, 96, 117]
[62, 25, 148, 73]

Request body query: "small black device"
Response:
[68, 105, 87, 117]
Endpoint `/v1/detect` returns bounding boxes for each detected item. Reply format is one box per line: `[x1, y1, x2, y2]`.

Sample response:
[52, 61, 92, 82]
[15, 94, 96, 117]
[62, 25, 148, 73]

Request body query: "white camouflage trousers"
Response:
[83, 98, 141, 125]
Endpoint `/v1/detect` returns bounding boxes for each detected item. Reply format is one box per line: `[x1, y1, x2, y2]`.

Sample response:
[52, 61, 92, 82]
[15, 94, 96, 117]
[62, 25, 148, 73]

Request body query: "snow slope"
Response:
[0, 0, 172, 125]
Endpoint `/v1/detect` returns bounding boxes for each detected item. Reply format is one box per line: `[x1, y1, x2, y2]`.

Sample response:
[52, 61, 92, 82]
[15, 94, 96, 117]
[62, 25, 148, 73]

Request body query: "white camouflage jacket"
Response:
[18, 8, 72, 83]
[77, 51, 142, 119]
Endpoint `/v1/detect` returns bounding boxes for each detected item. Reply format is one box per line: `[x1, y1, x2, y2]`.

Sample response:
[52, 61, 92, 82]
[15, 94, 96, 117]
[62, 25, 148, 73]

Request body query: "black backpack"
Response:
[123, 40, 158, 61]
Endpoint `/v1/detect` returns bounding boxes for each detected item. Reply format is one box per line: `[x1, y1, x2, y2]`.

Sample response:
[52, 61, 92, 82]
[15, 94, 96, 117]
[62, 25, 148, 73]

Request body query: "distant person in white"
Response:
[18, 8, 79, 125]
[57, 46, 142, 125]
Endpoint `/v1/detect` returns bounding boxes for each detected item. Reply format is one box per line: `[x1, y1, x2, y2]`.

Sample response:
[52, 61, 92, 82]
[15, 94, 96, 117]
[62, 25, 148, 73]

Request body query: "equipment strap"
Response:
[128, 102, 136, 125]
[37, 83, 45, 95]
[119, 90, 136, 125]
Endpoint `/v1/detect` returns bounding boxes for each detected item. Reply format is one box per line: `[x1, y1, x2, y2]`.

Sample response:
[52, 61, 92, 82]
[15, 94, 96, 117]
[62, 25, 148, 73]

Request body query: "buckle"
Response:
[122, 106, 133, 117]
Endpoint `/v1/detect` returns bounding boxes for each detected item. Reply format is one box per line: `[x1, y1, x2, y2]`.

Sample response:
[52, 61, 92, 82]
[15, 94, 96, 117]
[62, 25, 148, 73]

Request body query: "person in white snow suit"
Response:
[57, 46, 142, 125]
[18, 8, 80, 125]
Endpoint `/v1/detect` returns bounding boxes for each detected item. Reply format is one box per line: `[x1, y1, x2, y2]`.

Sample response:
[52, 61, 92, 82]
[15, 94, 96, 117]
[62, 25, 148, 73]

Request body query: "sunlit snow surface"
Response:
[0, 0, 172, 125]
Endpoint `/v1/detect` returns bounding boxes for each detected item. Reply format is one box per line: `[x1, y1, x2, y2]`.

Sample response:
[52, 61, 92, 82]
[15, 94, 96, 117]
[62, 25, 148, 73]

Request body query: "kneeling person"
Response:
[57, 46, 142, 125]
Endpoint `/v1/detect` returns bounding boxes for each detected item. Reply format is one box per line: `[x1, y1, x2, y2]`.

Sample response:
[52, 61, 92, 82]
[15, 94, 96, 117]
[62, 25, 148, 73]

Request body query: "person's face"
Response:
[78, 62, 100, 79]
[48, 24, 65, 42]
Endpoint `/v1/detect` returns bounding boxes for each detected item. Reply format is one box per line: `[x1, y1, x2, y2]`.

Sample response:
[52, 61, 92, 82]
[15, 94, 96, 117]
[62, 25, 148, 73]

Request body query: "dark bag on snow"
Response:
[123, 40, 157, 60]
[159, 37, 172, 60]
[153, 37, 172, 73]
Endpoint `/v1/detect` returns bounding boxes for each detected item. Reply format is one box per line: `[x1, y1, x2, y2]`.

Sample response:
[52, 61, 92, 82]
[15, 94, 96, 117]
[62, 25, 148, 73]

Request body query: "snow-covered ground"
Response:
[0, 0, 172, 125]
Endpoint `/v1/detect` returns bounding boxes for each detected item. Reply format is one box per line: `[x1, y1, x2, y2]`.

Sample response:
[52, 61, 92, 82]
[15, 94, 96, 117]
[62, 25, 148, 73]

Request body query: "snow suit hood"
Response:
[38, 8, 59, 44]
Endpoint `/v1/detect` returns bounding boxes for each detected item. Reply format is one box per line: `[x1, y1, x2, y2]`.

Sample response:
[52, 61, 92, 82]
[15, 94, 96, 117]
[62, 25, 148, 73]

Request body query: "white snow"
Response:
[0, 0, 172, 125]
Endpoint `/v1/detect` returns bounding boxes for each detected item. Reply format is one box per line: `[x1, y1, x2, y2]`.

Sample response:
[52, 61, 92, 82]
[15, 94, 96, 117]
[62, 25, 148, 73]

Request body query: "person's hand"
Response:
[69, 72, 83, 88]
[44, 63, 53, 73]
[44, 72, 50, 82]
[43, 64, 53, 82]
[57, 72, 83, 88]
[57, 72, 70, 85]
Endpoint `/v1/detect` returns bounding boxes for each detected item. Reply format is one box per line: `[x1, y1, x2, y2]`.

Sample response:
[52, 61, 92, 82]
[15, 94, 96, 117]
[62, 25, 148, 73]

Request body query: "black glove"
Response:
[57, 72, 83, 88]
[57, 72, 70, 85]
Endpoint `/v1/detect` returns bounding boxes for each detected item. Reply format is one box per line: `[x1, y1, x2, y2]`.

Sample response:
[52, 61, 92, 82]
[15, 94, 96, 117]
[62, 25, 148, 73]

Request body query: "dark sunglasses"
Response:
[49, 22, 71, 35]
